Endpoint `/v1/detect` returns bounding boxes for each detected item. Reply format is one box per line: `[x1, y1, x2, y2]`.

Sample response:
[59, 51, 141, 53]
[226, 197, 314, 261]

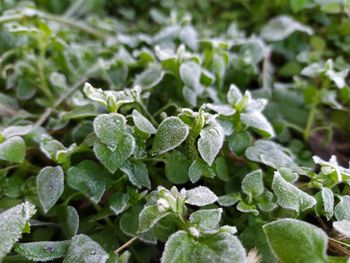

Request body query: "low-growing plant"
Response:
[1, 0, 350, 262]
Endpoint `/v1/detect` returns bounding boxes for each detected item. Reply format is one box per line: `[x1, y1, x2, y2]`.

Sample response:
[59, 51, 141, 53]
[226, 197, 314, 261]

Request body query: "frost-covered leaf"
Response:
[179, 61, 201, 90]
[132, 109, 156, 134]
[333, 220, 350, 238]
[93, 134, 135, 173]
[62, 104, 98, 120]
[93, 113, 127, 148]
[109, 193, 129, 216]
[179, 25, 198, 51]
[63, 234, 109, 263]
[261, 15, 313, 41]
[218, 193, 241, 207]
[241, 111, 275, 138]
[0, 201, 36, 261]
[2, 125, 33, 138]
[189, 159, 216, 183]
[67, 160, 107, 203]
[61, 206, 79, 238]
[205, 103, 235, 116]
[36, 166, 64, 213]
[227, 84, 243, 106]
[120, 160, 151, 189]
[161, 229, 246, 263]
[237, 201, 259, 215]
[315, 187, 334, 220]
[165, 151, 190, 184]
[189, 208, 222, 231]
[241, 169, 264, 197]
[134, 65, 164, 89]
[227, 131, 251, 156]
[39, 135, 65, 161]
[152, 117, 189, 155]
[138, 205, 171, 233]
[335, 196, 350, 221]
[245, 140, 302, 173]
[263, 219, 328, 263]
[198, 121, 225, 166]
[185, 186, 218, 206]
[15, 241, 70, 262]
[0, 136, 25, 163]
[272, 172, 316, 213]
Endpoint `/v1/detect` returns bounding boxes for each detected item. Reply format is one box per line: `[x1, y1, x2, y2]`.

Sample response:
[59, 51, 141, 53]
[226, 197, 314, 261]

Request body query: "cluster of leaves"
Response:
[2, 0, 350, 262]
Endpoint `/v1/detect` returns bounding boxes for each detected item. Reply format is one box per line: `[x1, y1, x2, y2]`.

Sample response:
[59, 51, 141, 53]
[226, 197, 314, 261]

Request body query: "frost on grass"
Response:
[152, 116, 189, 155]
[36, 166, 64, 213]
[185, 186, 218, 206]
[63, 234, 109, 263]
[272, 171, 316, 213]
[0, 201, 36, 261]
[263, 219, 328, 263]
[15, 241, 70, 262]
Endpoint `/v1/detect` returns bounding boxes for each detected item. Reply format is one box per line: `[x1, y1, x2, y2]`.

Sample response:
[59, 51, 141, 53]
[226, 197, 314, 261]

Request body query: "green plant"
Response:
[1, 0, 350, 262]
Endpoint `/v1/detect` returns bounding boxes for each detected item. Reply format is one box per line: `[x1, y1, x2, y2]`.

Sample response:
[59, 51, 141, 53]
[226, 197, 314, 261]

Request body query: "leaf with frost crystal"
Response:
[272, 172, 316, 213]
[152, 117, 189, 155]
[120, 160, 151, 189]
[132, 109, 156, 134]
[161, 229, 246, 263]
[189, 208, 222, 231]
[315, 187, 334, 220]
[185, 186, 218, 206]
[333, 221, 350, 238]
[179, 25, 198, 51]
[67, 160, 107, 203]
[63, 234, 109, 263]
[0, 201, 36, 261]
[60, 206, 79, 238]
[334, 196, 350, 220]
[134, 65, 164, 89]
[240, 111, 275, 138]
[261, 15, 313, 41]
[37, 166, 64, 213]
[179, 61, 201, 90]
[263, 219, 328, 263]
[205, 103, 235, 116]
[227, 84, 242, 106]
[93, 134, 135, 173]
[138, 205, 171, 233]
[109, 193, 129, 216]
[0, 136, 25, 163]
[15, 241, 70, 262]
[241, 169, 264, 198]
[93, 113, 127, 148]
[189, 159, 216, 183]
[198, 121, 225, 166]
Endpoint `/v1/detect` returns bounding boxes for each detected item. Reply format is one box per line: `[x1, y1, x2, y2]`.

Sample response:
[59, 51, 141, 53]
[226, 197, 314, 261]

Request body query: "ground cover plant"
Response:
[2, 0, 350, 262]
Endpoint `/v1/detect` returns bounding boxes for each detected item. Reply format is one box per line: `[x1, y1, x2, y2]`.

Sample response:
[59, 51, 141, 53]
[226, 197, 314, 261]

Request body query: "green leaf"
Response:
[335, 196, 350, 220]
[227, 131, 251, 156]
[189, 159, 216, 183]
[214, 157, 229, 182]
[290, 0, 312, 12]
[93, 113, 127, 148]
[138, 205, 171, 233]
[218, 193, 241, 207]
[261, 15, 313, 41]
[333, 220, 350, 238]
[132, 109, 156, 134]
[134, 65, 164, 89]
[240, 111, 275, 138]
[164, 151, 190, 184]
[263, 219, 328, 263]
[241, 169, 264, 198]
[189, 208, 222, 231]
[236, 201, 259, 215]
[161, 230, 246, 263]
[60, 206, 79, 238]
[15, 241, 70, 262]
[152, 117, 189, 155]
[185, 186, 218, 206]
[67, 160, 107, 203]
[0, 201, 36, 261]
[179, 61, 201, 90]
[227, 84, 242, 106]
[272, 171, 316, 213]
[0, 136, 25, 163]
[109, 193, 129, 216]
[63, 234, 109, 263]
[120, 160, 151, 189]
[316, 187, 334, 220]
[198, 121, 225, 166]
[62, 104, 98, 120]
[36, 166, 64, 213]
[93, 134, 135, 174]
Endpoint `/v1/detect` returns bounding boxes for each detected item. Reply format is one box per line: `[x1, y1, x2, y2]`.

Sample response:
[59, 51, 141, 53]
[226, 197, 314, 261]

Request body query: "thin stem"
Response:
[115, 236, 138, 254]
[137, 101, 158, 127]
[153, 102, 179, 117]
[329, 237, 350, 248]
[0, 10, 110, 39]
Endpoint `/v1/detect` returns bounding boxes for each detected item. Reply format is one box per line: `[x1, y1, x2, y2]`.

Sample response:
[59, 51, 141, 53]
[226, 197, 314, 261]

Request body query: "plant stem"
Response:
[63, 0, 86, 18]
[0, 10, 110, 39]
[137, 101, 158, 127]
[36, 39, 53, 101]
[329, 237, 350, 248]
[115, 236, 138, 254]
